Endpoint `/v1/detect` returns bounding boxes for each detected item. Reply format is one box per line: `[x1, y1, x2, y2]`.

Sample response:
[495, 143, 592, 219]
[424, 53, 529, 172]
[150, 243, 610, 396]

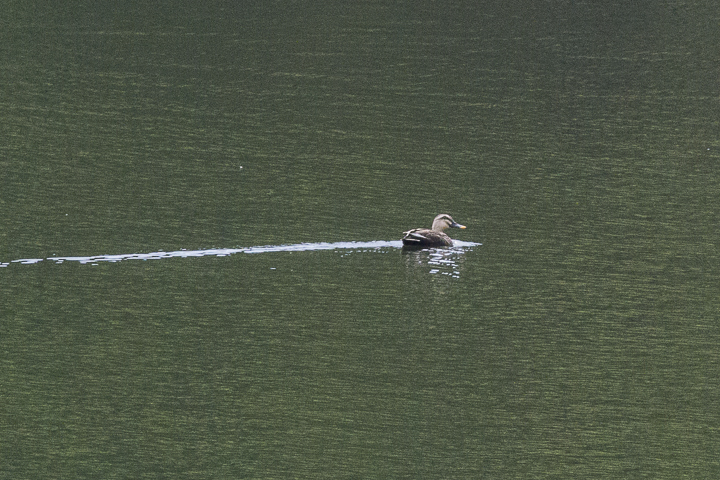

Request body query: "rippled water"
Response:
[4, 240, 478, 262]
[3, 1, 720, 478]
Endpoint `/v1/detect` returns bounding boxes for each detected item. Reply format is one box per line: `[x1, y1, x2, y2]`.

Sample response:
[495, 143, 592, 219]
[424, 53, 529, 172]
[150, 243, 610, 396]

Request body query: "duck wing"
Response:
[401, 228, 452, 247]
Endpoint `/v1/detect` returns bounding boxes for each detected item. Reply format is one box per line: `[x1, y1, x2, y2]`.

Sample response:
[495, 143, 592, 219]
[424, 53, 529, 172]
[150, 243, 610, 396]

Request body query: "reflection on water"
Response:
[1, 240, 480, 267]
[402, 241, 480, 278]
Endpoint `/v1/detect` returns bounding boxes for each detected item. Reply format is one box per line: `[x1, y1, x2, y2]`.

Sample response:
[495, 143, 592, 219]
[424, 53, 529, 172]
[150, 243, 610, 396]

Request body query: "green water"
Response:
[3, 1, 720, 477]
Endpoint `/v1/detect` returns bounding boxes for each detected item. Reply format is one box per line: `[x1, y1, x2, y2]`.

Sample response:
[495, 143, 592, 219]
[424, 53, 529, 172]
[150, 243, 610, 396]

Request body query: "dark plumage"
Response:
[401, 214, 466, 247]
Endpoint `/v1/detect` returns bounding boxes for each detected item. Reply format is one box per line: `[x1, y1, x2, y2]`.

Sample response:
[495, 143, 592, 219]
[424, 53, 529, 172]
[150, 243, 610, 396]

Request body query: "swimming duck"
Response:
[401, 214, 466, 247]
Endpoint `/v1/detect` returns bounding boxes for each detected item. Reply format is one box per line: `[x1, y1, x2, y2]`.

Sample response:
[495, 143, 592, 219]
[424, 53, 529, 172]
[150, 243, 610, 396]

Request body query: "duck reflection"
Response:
[401, 243, 477, 279]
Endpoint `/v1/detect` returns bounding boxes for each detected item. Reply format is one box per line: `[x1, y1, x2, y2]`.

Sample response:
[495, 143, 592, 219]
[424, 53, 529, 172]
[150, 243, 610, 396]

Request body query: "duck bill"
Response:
[450, 222, 466, 229]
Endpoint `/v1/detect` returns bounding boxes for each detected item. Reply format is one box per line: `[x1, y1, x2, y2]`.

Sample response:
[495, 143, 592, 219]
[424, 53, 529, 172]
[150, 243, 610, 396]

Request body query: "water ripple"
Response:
[1, 241, 480, 267]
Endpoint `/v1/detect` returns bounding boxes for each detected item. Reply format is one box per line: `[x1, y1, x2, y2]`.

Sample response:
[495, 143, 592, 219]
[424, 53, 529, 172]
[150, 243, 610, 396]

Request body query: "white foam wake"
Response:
[1, 240, 480, 267]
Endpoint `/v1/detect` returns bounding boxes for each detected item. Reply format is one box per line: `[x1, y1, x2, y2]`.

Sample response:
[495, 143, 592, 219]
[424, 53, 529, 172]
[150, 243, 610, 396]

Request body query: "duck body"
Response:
[402, 228, 454, 247]
[401, 214, 466, 247]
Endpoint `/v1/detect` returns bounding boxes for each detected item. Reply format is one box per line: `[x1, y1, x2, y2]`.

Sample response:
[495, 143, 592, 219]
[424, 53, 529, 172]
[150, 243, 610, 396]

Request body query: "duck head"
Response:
[431, 214, 466, 232]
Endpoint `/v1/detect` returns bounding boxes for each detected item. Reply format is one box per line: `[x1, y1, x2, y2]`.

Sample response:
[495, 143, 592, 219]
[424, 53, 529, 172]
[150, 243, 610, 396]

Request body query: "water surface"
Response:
[3, 0, 720, 478]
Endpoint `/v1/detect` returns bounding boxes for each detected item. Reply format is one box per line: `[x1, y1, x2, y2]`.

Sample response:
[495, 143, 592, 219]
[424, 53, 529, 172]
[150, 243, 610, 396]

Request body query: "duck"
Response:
[401, 214, 466, 247]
